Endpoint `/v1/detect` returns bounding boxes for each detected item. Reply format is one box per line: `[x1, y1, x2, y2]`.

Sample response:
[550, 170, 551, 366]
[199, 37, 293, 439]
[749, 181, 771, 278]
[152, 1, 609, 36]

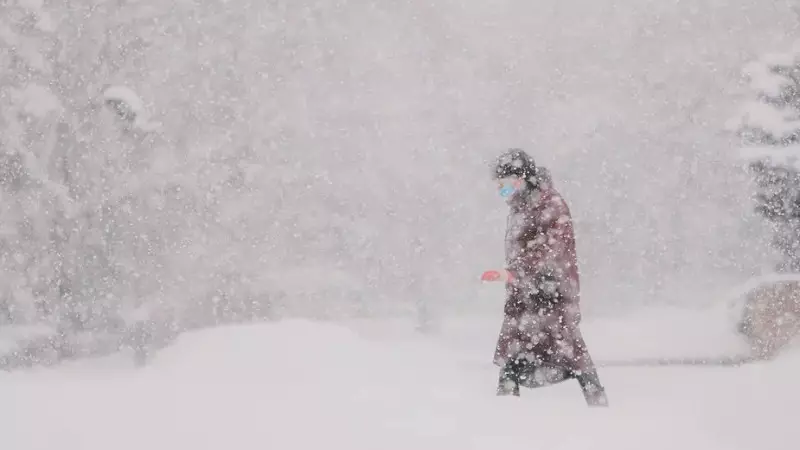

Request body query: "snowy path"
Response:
[1, 307, 797, 450]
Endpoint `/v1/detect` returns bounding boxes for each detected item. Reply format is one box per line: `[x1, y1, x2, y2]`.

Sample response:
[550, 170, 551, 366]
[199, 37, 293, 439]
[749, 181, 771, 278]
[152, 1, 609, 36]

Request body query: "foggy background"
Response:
[1, 0, 798, 338]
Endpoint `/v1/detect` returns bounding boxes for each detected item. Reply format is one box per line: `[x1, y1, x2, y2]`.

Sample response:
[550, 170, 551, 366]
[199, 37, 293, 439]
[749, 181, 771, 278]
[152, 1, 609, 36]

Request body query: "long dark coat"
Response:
[493, 170, 596, 374]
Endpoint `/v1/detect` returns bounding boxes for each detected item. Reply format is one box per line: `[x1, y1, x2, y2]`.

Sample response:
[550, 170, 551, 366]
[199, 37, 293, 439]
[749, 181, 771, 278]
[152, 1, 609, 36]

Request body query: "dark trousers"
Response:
[497, 358, 608, 407]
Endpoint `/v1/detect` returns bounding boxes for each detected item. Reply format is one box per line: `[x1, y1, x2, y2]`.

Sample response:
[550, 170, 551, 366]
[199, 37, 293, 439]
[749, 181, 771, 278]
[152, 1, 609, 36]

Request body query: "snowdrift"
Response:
[2, 309, 798, 450]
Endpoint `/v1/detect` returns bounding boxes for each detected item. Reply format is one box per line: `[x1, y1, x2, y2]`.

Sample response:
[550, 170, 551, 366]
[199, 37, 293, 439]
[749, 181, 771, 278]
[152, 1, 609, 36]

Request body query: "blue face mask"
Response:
[498, 178, 520, 198]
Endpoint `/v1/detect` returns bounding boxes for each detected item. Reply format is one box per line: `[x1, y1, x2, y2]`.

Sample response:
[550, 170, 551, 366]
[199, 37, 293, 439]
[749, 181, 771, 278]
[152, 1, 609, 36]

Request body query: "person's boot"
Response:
[575, 369, 609, 407]
[497, 359, 523, 396]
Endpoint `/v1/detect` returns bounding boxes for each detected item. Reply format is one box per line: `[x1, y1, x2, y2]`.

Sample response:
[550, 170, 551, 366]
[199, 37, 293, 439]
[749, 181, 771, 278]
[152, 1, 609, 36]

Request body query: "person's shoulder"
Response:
[539, 183, 572, 220]
[536, 177, 565, 204]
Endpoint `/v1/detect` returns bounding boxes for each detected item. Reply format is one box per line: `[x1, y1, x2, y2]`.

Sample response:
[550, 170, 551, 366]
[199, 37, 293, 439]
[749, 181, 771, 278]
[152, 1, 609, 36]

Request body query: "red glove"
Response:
[480, 270, 513, 282]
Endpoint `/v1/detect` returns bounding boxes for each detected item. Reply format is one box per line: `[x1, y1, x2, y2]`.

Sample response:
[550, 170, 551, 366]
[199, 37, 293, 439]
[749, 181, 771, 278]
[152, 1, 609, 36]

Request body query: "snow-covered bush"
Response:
[734, 274, 800, 358]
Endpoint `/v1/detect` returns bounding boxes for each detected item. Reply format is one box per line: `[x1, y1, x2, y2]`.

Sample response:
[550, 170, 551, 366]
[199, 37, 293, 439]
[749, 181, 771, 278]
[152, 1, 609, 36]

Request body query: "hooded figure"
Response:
[482, 149, 608, 407]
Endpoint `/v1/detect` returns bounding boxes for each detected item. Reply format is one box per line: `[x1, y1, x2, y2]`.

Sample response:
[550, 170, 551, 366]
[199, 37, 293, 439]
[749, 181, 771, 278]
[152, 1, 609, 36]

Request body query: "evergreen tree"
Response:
[729, 44, 800, 272]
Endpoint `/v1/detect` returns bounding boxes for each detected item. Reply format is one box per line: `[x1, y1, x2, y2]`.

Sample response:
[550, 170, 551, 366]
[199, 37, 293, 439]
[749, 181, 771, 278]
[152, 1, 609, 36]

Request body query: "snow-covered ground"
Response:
[1, 305, 797, 450]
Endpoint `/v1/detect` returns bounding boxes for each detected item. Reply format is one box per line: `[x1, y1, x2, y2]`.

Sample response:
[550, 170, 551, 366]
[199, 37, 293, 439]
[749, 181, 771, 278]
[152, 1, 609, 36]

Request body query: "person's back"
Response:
[503, 166, 581, 311]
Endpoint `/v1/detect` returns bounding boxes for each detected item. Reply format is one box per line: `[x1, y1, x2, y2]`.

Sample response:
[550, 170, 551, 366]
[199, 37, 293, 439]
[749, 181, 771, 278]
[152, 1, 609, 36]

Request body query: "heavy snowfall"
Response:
[1, 1, 799, 449]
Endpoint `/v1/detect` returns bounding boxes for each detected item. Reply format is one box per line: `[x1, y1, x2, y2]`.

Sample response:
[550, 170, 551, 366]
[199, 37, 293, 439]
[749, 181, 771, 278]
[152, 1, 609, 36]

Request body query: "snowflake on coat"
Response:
[504, 174, 580, 308]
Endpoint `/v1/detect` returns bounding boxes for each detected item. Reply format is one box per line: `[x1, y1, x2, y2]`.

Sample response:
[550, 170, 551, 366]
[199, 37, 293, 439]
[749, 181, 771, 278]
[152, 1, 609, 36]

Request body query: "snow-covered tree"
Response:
[1, 0, 375, 345]
[0, 1, 189, 341]
[728, 43, 800, 272]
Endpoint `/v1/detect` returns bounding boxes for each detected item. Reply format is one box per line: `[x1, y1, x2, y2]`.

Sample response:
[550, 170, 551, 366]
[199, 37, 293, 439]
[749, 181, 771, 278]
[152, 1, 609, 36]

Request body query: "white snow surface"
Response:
[2, 305, 797, 450]
[734, 101, 800, 138]
[737, 144, 800, 169]
[102, 85, 145, 113]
